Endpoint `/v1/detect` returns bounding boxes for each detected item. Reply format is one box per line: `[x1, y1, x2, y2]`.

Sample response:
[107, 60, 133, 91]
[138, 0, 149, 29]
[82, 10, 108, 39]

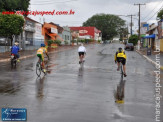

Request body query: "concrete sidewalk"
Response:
[136, 49, 163, 70]
[0, 46, 76, 63]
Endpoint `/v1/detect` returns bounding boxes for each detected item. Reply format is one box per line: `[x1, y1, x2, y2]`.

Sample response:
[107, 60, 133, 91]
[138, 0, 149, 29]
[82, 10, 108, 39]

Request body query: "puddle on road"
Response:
[114, 80, 126, 104]
[35, 76, 46, 100]
[47, 63, 58, 69]
[0, 79, 21, 94]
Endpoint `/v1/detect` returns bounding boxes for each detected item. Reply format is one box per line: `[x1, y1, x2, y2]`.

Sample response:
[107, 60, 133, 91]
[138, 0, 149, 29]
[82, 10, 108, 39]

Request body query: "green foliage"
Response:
[157, 8, 163, 20]
[71, 40, 77, 43]
[128, 34, 138, 46]
[85, 39, 93, 43]
[64, 40, 68, 45]
[119, 27, 128, 41]
[77, 39, 94, 43]
[0, 14, 24, 37]
[54, 40, 61, 46]
[78, 39, 85, 43]
[0, 0, 30, 12]
[83, 13, 125, 40]
[47, 40, 53, 46]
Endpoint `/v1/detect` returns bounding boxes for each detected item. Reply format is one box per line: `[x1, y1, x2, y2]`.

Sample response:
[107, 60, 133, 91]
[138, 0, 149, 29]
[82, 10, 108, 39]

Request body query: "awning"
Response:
[143, 34, 155, 39]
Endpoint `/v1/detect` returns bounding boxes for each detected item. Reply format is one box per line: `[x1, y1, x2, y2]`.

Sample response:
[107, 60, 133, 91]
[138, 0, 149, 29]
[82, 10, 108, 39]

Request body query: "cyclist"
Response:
[78, 43, 86, 64]
[11, 42, 20, 62]
[37, 44, 49, 72]
[114, 47, 127, 77]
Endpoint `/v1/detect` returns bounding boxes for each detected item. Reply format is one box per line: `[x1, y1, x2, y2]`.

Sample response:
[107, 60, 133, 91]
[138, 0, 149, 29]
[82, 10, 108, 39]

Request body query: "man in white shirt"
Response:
[78, 43, 86, 64]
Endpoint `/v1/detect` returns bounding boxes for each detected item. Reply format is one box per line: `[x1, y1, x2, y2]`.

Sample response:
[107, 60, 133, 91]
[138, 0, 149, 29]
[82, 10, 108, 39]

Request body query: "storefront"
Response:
[69, 27, 101, 41]
[143, 34, 155, 49]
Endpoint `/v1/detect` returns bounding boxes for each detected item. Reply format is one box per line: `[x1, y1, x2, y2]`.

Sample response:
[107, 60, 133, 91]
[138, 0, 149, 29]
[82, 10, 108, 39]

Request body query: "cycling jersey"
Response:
[37, 47, 47, 55]
[11, 45, 19, 54]
[78, 46, 86, 53]
[37, 47, 47, 61]
[114, 50, 126, 61]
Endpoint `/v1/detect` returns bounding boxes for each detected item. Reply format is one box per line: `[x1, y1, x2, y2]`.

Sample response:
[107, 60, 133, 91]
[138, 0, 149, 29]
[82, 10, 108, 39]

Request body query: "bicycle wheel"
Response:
[120, 63, 123, 80]
[36, 62, 41, 77]
[11, 59, 14, 68]
[14, 60, 17, 68]
[80, 61, 84, 68]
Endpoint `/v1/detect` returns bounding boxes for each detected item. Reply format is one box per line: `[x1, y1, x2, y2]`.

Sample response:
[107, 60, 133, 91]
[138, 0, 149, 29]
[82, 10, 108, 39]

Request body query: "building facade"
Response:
[158, 20, 163, 52]
[61, 26, 71, 45]
[69, 27, 102, 41]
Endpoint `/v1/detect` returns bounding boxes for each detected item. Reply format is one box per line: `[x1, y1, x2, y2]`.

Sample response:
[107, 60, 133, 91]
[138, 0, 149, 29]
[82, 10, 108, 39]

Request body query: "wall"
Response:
[62, 26, 71, 45]
[70, 27, 95, 39]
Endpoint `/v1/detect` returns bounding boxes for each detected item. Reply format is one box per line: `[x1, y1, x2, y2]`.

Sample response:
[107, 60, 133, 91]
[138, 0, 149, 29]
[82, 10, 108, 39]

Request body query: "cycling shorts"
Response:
[78, 52, 85, 56]
[117, 57, 126, 65]
[37, 54, 44, 61]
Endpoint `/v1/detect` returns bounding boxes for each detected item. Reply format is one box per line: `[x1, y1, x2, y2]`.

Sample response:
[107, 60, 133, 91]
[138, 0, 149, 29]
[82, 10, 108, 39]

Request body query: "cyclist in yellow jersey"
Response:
[114, 47, 127, 77]
[37, 44, 49, 72]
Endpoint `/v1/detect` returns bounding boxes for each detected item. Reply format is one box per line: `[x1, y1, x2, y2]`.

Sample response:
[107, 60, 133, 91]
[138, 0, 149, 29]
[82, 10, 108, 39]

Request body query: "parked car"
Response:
[125, 43, 134, 51]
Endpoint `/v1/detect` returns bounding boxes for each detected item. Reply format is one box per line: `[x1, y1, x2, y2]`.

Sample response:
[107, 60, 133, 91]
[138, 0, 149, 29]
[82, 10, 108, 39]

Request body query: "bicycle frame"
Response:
[120, 62, 123, 80]
[11, 54, 17, 68]
[36, 57, 48, 77]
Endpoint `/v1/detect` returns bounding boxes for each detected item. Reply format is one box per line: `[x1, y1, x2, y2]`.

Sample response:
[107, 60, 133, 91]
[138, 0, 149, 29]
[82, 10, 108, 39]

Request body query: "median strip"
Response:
[0, 46, 76, 63]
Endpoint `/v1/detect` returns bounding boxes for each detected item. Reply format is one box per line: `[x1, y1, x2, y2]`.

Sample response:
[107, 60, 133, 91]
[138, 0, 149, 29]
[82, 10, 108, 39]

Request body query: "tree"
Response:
[119, 27, 128, 41]
[83, 13, 125, 40]
[157, 8, 163, 20]
[0, 0, 30, 12]
[0, 14, 24, 45]
[128, 34, 138, 46]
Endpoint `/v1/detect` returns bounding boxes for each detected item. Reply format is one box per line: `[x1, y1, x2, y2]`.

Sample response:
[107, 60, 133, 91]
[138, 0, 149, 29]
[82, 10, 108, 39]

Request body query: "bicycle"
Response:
[36, 57, 49, 77]
[11, 54, 17, 68]
[119, 59, 124, 81]
[79, 60, 85, 68]
[114, 59, 125, 103]
[79, 52, 86, 68]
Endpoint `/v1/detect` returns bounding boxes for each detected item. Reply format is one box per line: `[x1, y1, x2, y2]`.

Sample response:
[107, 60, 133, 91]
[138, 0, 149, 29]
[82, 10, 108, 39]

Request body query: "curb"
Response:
[136, 50, 163, 71]
[0, 47, 75, 63]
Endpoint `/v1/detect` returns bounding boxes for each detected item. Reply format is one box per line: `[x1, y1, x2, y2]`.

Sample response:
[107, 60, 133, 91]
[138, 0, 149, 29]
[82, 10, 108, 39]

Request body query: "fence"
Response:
[0, 38, 44, 53]
[23, 38, 44, 50]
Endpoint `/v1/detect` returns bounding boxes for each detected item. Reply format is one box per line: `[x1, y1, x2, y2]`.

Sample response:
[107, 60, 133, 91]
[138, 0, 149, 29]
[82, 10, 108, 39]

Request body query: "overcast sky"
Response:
[29, 0, 163, 32]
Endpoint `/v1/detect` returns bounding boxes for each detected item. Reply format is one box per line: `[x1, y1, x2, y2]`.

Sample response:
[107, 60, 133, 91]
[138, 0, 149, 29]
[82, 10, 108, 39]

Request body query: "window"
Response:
[65, 35, 67, 40]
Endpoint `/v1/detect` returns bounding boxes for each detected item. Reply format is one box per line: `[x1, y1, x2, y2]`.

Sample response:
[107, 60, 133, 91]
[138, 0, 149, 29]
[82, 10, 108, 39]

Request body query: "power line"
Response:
[145, 5, 163, 22]
[142, 1, 163, 21]
[134, 3, 146, 40]
[127, 14, 136, 35]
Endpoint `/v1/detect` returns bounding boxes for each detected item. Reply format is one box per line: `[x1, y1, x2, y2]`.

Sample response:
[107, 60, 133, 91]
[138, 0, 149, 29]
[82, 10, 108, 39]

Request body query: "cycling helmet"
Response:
[41, 43, 45, 47]
[118, 47, 122, 52]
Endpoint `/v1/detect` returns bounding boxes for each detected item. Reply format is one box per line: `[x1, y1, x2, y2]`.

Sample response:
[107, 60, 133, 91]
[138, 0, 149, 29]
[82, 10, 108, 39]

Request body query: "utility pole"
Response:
[127, 15, 136, 35]
[134, 3, 145, 40]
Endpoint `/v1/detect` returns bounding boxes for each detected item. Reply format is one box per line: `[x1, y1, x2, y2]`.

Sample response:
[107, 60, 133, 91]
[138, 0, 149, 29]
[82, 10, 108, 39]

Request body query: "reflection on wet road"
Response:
[0, 43, 162, 122]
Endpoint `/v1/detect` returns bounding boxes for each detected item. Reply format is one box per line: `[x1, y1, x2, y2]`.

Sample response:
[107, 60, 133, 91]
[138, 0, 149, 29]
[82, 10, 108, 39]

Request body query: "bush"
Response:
[78, 39, 85, 43]
[128, 34, 138, 46]
[98, 40, 101, 43]
[86, 39, 93, 43]
[71, 40, 77, 43]
[54, 40, 61, 46]
[47, 40, 53, 46]
[64, 40, 68, 45]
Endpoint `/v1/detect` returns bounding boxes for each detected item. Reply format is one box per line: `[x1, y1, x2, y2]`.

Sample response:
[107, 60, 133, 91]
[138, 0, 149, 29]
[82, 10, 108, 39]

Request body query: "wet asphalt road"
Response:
[0, 43, 162, 122]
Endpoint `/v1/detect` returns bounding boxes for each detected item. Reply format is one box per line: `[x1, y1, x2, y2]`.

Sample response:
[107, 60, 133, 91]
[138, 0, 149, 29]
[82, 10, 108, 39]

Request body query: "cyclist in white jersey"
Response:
[78, 43, 86, 64]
